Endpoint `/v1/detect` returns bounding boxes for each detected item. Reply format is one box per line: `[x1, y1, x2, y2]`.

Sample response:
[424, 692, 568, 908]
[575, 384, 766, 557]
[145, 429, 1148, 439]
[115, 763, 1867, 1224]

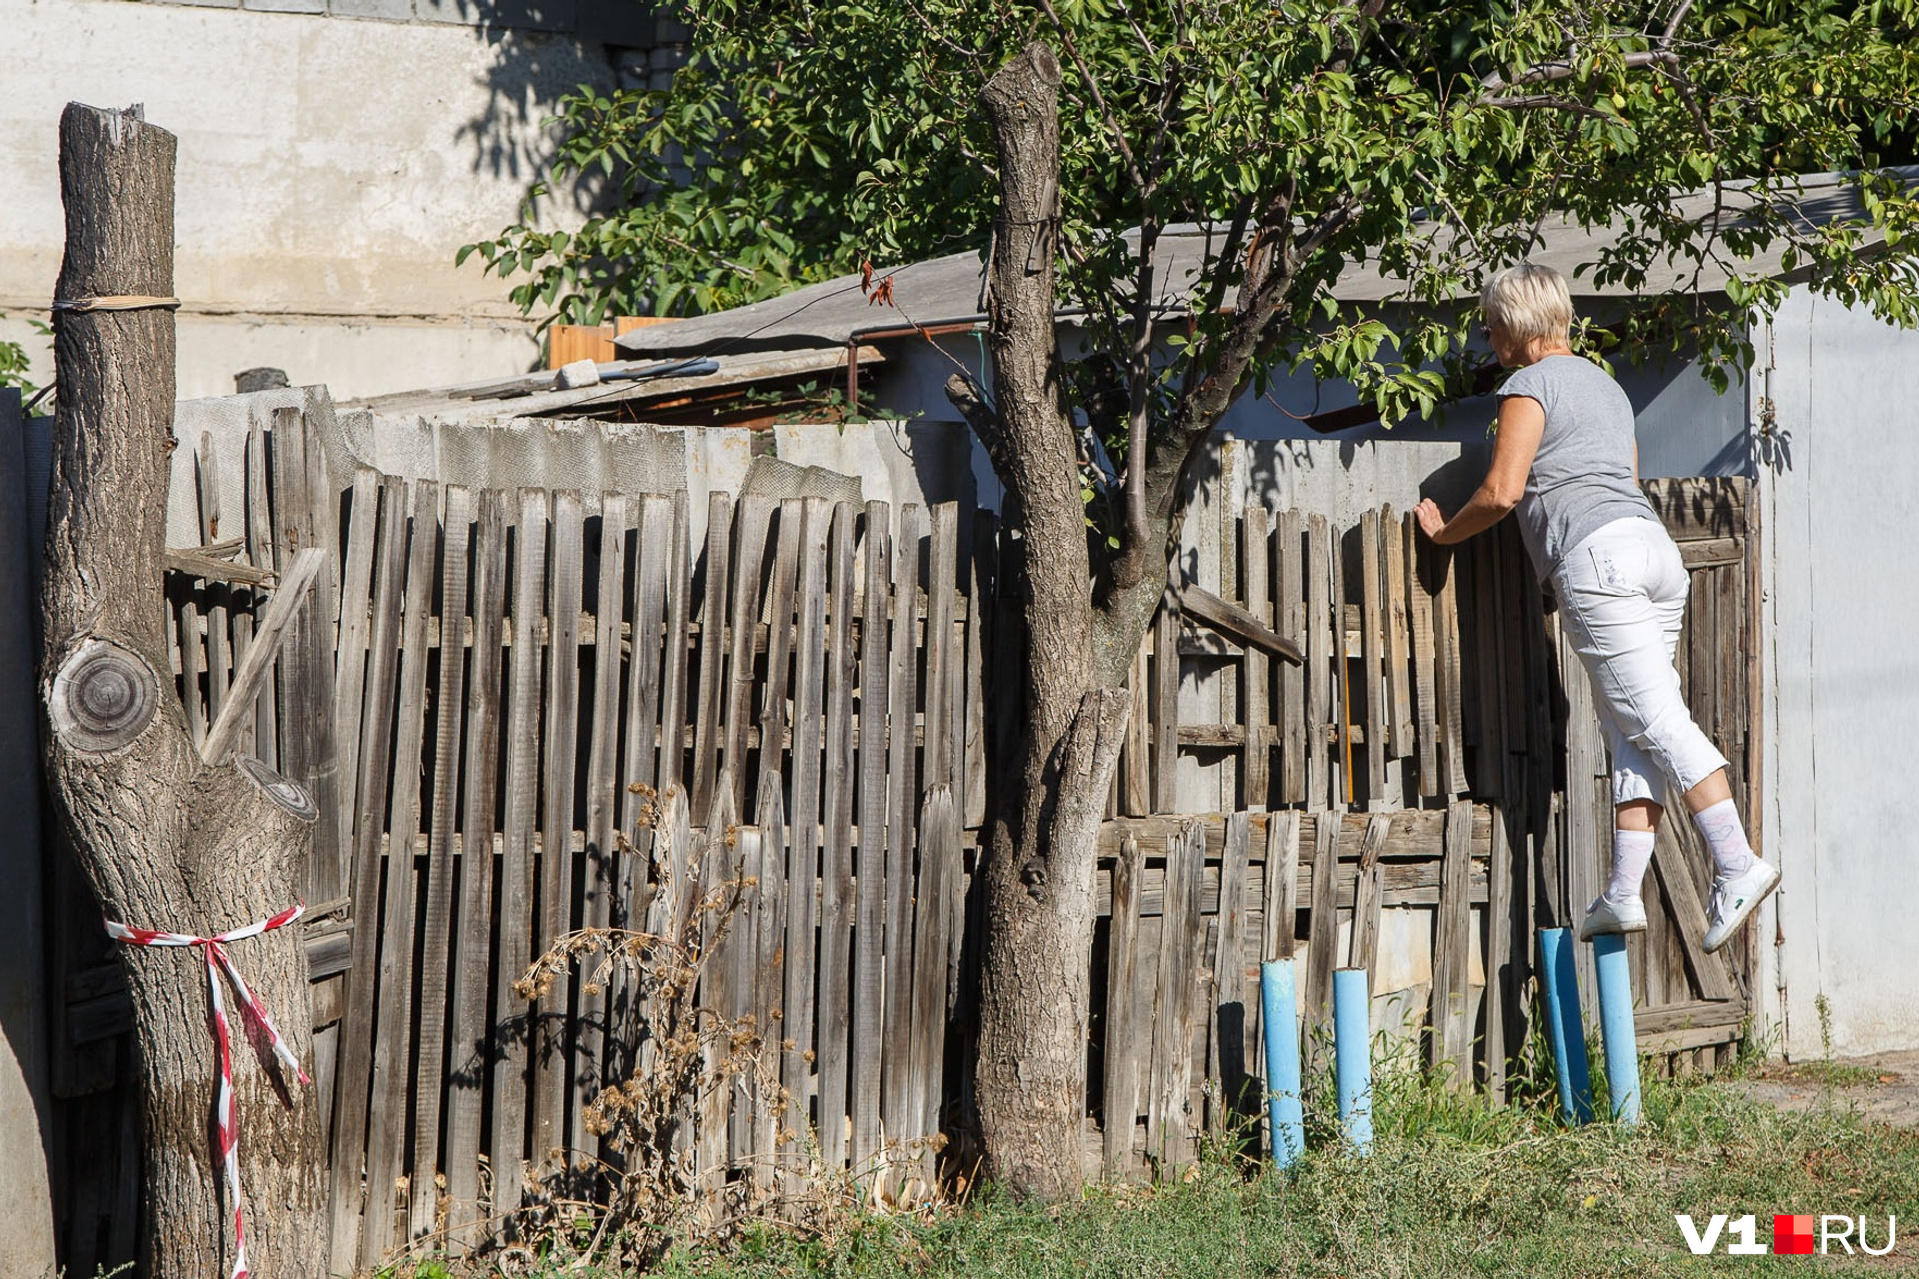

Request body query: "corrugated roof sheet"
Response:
[616, 169, 1916, 358]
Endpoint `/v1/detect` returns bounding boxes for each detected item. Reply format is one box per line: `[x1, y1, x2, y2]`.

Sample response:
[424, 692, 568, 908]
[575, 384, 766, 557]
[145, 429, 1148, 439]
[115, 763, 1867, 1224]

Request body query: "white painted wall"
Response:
[0, 0, 638, 399]
[1757, 290, 1919, 1059]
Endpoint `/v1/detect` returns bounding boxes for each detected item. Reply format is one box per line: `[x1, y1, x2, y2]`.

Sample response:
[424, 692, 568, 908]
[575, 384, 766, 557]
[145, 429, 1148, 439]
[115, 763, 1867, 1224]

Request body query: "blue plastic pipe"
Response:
[1537, 927, 1594, 1124]
[1591, 933, 1641, 1126]
[1260, 960, 1305, 1166]
[1332, 967, 1373, 1154]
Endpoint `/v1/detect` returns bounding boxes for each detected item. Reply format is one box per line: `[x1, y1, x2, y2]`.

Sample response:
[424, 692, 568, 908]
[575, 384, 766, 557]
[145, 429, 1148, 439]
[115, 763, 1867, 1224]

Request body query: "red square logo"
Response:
[1774, 1214, 1817, 1255]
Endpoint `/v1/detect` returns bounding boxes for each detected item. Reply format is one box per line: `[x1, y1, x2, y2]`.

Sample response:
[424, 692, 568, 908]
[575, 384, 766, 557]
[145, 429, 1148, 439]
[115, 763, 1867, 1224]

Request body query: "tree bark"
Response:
[963, 44, 1133, 1199]
[41, 103, 327, 1279]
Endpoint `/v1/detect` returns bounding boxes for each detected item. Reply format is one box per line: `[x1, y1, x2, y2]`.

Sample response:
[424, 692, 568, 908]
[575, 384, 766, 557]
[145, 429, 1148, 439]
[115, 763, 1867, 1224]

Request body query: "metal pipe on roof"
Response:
[845, 321, 986, 418]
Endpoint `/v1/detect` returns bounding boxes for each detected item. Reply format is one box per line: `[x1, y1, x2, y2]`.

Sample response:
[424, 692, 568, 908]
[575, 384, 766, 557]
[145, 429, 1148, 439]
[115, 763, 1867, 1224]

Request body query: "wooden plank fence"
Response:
[42, 412, 1760, 1273]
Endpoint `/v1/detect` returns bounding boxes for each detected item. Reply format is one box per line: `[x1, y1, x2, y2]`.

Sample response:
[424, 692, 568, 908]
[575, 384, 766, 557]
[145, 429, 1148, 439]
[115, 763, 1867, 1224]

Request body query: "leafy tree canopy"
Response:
[466, 0, 1919, 434]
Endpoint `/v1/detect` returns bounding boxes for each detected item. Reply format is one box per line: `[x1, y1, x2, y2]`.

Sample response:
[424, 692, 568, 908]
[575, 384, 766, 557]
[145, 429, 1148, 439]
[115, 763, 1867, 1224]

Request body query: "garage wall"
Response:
[1759, 289, 1919, 1058]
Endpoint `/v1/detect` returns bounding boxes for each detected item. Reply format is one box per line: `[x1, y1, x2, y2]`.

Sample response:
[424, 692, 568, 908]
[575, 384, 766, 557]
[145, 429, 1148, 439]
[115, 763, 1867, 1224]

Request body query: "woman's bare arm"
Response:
[1415, 395, 1546, 544]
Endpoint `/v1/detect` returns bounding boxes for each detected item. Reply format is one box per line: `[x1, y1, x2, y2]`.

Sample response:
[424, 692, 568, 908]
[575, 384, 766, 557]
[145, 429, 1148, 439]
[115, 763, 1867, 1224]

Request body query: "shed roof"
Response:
[617, 168, 1915, 359]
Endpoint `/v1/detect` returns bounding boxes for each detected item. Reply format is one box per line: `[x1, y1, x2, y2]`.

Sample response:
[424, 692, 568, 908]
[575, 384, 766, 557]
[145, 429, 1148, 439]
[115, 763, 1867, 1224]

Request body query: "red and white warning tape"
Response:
[106, 902, 312, 1279]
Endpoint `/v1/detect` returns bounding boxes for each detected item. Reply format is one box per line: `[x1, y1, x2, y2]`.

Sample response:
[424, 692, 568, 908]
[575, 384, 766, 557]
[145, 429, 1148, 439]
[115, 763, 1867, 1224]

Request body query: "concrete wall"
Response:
[1757, 290, 1919, 1059]
[1, 0, 678, 400]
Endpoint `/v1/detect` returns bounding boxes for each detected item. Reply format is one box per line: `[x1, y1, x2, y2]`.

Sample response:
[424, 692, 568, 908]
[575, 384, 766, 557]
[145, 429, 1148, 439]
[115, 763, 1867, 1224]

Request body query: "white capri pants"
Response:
[1551, 516, 1729, 808]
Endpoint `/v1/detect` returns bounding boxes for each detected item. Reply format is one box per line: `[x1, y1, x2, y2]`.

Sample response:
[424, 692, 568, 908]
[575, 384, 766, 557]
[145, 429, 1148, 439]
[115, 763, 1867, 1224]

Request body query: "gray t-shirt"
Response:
[1498, 354, 1657, 580]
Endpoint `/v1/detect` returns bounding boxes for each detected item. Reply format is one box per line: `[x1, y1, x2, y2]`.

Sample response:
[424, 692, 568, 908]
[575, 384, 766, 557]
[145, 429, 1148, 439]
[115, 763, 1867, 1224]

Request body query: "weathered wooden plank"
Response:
[1154, 601, 1180, 813]
[909, 785, 959, 1180]
[408, 484, 472, 1243]
[924, 504, 957, 804]
[1650, 835, 1737, 1003]
[490, 488, 550, 1207]
[851, 502, 891, 1171]
[783, 498, 831, 1165]
[274, 406, 341, 905]
[1360, 509, 1386, 807]
[244, 413, 279, 769]
[963, 512, 992, 827]
[1302, 808, 1341, 1071]
[361, 478, 440, 1268]
[1560, 620, 1605, 943]
[1096, 806, 1480, 862]
[164, 543, 270, 586]
[1522, 561, 1559, 932]
[1210, 812, 1252, 1133]
[724, 495, 777, 811]
[200, 547, 324, 767]
[330, 470, 381, 894]
[529, 491, 585, 1172]
[696, 780, 740, 1194]
[1634, 997, 1747, 1037]
[1485, 797, 1513, 1101]
[444, 487, 507, 1250]
[1242, 506, 1271, 811]
[727, 821, 764, 1170]
[622, 493, 672, 806]
[1348, 814, 1388, 972]
[1122, 644, 1151, 817]
[327, 474, 407, 1271]
[1149, 821, 1205, 1169]
[1431, 537, 1467, 797]
[1178, 581, 1304, 665]
[815, 501, 858, 1172]
[1643, 476, 1744, 542]
[1332, 529, 1352, 809]
[1432, 799, 1474, 1086]
[1406, 514, 1438, 796]
[657, 491, 692, 791]
[1278, 510, 1304, 805]
[571, 493, 630, 1165]
[645, 784, 698, 1174]
[293, 422, 343, 902]
[1305, 514, 1332, 810]
[880, 504, 926, 1161]
[1102, 836, 1143, 1176]
[691, 491, 734, 815]
[751, 779, 788, 1202]
[755, 501, 803, 826]
[1467, 534, 1507, 799]
[620, 495, 672, 937]
[194, 432, 231, 727]
[1262, 810, 1301, 962]
[1382, 505, 1413, 760]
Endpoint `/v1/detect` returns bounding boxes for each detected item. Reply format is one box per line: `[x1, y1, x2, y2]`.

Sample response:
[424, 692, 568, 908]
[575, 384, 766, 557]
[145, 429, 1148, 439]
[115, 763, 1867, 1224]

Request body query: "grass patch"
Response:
[389, 1062, 1919, 1278]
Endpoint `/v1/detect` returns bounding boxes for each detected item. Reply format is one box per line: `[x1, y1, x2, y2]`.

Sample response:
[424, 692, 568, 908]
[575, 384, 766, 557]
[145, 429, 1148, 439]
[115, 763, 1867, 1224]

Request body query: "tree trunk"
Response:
[40, 103, 327, 1279]
[964, 44, 1133, 1199]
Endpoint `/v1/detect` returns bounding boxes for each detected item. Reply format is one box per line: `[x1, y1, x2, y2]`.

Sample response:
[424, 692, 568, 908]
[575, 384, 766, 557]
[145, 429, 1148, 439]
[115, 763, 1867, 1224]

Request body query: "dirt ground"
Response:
[1727, 1051, 1919, 1129]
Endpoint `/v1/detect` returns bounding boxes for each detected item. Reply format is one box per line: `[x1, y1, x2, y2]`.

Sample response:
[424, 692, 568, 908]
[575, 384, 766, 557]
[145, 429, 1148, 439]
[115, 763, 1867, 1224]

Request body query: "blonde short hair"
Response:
[1480, 263, 1573, 350]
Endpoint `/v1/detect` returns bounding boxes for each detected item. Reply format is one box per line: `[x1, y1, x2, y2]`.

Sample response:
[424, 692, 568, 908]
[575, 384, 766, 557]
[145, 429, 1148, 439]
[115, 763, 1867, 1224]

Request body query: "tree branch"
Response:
[975, 42, 1101, 731]
[1479, 48, 1678, 93]
[1122, 219, 1158, 555]
[1035, 0, 1146, 192]
[1480, 94, 1612, 119]
[1329, 0, 1393, 74]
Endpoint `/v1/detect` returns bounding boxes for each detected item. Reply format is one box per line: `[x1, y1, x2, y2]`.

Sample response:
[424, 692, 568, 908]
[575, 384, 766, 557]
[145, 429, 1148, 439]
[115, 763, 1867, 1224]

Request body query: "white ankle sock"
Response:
[1606, 829, 1656, 902]
[1692, 798, 1758, 877]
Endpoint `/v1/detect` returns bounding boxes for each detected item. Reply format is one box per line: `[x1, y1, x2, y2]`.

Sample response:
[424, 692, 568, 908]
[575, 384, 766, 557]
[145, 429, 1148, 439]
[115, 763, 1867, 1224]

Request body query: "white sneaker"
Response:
[1703, 859, 1780, 953]
[1579, 893, 1648, 941]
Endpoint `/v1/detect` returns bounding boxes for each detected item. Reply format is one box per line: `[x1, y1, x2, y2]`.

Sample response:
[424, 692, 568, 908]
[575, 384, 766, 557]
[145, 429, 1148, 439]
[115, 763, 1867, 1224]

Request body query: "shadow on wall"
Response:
[452, 2, 668, 219]
[461, 30, 607, 219]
